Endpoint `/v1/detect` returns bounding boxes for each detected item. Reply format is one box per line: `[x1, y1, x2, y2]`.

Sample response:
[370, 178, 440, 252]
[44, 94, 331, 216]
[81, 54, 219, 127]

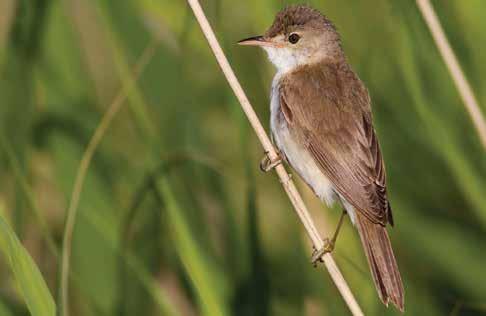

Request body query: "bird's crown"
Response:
[265, 5, 336, 38]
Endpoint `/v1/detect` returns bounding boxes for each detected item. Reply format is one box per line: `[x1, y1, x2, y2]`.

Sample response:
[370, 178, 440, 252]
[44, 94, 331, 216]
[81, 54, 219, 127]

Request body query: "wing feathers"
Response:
[280, 61, 392, 225]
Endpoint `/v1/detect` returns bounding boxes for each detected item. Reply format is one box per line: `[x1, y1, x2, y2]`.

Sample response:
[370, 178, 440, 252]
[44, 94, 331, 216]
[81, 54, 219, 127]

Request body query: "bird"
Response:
[238, 5, 404, 312]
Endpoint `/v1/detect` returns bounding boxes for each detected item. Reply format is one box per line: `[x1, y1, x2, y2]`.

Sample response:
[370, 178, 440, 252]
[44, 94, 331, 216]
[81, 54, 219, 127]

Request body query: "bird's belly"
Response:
[272, 122, 357, 225]
[272, 121, 336, 206]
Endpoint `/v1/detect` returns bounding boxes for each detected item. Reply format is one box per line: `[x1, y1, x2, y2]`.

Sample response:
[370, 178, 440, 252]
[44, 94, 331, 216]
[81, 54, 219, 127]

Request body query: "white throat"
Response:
[263, 46, 306, 74]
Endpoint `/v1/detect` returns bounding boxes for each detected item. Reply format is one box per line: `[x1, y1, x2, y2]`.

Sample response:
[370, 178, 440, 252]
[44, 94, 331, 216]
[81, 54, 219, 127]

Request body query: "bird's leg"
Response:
[312, 210, 347, 266]
[260, 150, 282, 172]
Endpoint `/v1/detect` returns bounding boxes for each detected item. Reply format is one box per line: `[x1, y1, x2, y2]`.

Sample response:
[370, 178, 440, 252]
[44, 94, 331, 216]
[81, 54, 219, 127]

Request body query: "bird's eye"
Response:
[288, 33, 300, 44]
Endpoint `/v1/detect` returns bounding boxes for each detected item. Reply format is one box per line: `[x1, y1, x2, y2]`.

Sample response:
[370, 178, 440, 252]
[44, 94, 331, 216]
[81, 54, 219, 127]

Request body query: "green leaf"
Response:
[0, 215, 56, 316]
[157, 178, 229, 316]
[0, 299, 14, 316]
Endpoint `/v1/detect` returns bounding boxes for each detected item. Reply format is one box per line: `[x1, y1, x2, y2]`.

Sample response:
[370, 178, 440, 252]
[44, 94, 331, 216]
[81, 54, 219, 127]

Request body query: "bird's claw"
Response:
[311, 238, 335, 267]
[260, 150, 282, 172]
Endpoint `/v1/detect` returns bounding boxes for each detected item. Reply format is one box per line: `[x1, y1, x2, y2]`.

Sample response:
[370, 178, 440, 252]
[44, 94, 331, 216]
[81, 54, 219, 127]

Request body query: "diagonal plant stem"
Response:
[58, 39, 159, 316]
[416, 0, 486, 150]
[186, 1, 364, 315]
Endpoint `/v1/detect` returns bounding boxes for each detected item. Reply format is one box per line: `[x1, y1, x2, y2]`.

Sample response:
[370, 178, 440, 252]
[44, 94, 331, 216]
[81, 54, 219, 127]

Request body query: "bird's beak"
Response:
[238, 35, 275, 47]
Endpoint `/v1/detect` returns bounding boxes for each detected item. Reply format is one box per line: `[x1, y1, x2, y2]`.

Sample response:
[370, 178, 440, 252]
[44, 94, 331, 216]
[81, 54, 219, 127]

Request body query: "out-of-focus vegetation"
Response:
[0, 0, 485, 315]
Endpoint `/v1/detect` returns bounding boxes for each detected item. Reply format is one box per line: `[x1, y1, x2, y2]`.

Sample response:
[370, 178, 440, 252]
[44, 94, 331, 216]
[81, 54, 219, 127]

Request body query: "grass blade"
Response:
[0, 215, 55, 316]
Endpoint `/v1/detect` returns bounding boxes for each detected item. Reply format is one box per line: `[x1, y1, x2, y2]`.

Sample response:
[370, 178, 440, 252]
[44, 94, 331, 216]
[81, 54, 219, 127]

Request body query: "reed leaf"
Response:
[0, 215, 55, 316]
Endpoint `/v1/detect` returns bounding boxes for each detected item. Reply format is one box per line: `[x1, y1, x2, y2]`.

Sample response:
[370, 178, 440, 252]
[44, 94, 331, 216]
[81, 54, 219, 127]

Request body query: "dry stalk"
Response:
[416, 0, 486, 149]
[186, 1, 364, 315]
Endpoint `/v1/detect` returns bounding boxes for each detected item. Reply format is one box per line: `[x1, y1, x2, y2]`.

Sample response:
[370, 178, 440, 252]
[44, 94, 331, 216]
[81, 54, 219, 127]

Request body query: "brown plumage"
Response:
[265, 5, 336, 38]
[279, 60, 403, 311]
[279, 62, 392, 226]
[239, 4, 404, 312]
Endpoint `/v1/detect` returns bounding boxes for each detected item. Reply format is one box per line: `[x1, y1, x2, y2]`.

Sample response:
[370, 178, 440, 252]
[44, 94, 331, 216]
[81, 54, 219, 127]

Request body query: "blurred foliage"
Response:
[0, 212, 55, 316]
[0, 0, 485, 315]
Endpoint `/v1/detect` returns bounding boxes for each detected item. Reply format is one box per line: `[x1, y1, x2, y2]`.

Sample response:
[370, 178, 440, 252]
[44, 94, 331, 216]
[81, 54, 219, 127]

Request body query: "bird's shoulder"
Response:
[281, 60, 371, 116]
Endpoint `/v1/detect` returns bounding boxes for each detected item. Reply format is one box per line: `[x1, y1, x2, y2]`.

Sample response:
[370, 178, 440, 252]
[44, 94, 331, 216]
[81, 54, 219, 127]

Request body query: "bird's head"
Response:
[238, 5, 343, 73]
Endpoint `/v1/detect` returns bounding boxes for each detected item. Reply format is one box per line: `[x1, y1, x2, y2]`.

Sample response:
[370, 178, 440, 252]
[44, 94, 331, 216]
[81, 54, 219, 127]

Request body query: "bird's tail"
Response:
[355, 212, 404, 312]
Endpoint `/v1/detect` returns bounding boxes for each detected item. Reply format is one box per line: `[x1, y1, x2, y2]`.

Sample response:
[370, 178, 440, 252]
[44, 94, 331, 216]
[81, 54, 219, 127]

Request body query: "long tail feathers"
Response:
[355, 212, 405, 312]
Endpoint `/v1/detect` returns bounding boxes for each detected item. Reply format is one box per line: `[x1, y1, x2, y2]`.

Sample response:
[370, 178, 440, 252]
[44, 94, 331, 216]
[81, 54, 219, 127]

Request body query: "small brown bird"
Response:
[239, 5, 404, 312]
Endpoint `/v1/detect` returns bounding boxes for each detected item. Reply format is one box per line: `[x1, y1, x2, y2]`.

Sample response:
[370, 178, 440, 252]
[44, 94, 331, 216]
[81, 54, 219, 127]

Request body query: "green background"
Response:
[0, 0, 485, 315]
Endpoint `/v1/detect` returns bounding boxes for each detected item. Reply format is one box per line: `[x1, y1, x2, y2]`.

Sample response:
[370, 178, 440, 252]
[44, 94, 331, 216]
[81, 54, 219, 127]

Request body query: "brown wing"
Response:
[280, 61, 392, 225]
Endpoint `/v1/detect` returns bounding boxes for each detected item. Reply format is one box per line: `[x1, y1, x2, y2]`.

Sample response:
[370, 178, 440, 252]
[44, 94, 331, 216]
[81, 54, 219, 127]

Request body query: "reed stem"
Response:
[186, 1, 364, 315]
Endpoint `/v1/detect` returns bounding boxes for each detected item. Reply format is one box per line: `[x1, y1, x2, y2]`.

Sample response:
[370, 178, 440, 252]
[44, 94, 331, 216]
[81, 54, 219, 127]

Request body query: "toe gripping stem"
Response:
[260, 150, 282, 172]
[311, 239, 335, 267]
[311, 211, 347, 267]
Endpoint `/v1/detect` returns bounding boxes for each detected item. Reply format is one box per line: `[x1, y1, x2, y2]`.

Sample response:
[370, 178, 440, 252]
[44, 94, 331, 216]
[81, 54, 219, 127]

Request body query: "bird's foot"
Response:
[311, 238, 335, 267]
[260, 150, 282, 172]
